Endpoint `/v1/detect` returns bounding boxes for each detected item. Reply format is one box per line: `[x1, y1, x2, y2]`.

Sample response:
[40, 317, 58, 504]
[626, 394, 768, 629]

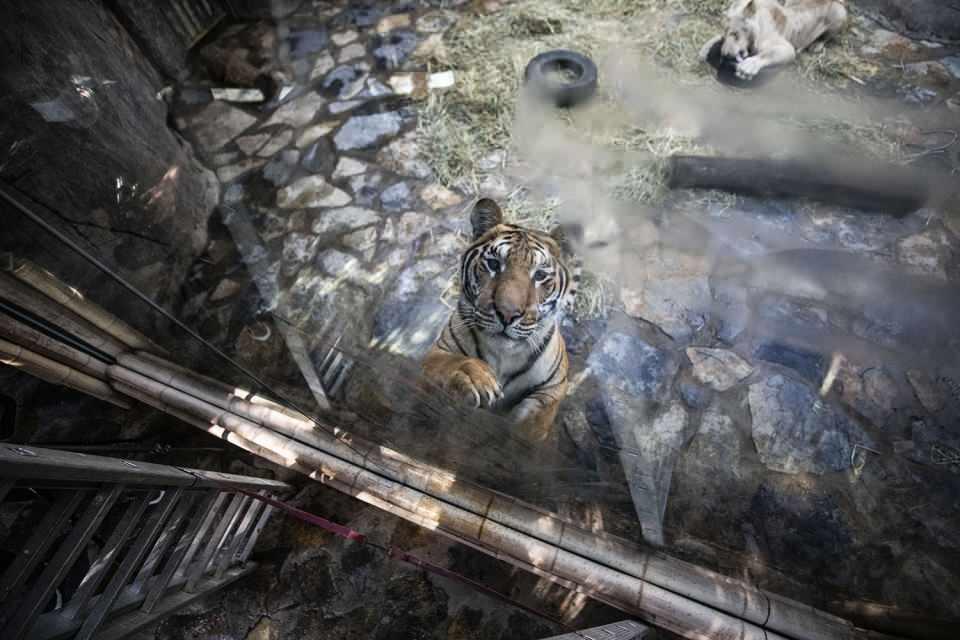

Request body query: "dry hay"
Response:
[419, 0, 897, 195]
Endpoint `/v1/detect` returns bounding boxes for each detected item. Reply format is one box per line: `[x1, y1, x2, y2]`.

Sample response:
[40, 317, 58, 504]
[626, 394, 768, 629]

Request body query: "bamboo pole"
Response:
[115, 352, 871, 640]
[107, 370, 790, 640]
[6, 257, 166, 354]
[0, 339, 130, 409]
[116, 383, 297, 471]
[132, 351, 305, 421]
[109, 364, 899, 640]
[0, 272, 127, 358]
[112, 353, 865, 640]
[0, 313, 109, 379]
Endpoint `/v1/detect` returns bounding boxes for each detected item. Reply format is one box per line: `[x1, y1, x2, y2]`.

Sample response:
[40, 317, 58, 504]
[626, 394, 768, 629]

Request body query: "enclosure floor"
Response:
[169, 0, 960, 634]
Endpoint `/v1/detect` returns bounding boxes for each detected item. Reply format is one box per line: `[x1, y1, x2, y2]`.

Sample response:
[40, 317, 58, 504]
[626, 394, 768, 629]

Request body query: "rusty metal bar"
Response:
[185, 492, 247, 592]
[238, 503, 275, 564]
[74, 488, 184, 640]
[4, 485, 124, 640]
[131, 492, 198, 593]
[60, 494, 154, 621]
[0, 490, 87, 610]
[140, 491, 220, 614]
[0, 478, 14, 503]
[0, 443, 288, 491]
[215, 492, 264, 578]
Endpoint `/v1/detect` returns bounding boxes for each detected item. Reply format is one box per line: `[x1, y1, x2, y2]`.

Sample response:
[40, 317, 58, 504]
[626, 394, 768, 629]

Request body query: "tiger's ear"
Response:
[471, 198, 504, 239]
[550, 223, 582, 259]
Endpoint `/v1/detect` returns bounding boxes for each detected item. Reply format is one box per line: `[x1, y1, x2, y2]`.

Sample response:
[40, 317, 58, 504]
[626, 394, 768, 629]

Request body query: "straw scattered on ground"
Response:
[419, 0, 892, 198]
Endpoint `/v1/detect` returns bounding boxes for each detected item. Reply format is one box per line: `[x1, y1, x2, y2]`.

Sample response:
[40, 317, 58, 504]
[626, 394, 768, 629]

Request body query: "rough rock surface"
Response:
[334, 111, 403, 150]
[277, 175, 351, 208]
[749, 374, 872, 475]
[264, 92, 325, 127]
[587, 327, 678, 402]
[686, 347, 754, 391]
[189, 101, 258, 150]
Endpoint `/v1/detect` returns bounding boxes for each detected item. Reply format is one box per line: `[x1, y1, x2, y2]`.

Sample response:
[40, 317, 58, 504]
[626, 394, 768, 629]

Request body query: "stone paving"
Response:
[176, 2, 473, 373]
[170, 0, 960, 627]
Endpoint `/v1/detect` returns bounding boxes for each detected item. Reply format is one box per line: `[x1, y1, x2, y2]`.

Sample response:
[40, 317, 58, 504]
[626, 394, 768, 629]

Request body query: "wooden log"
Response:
[665, 155, 932, 216]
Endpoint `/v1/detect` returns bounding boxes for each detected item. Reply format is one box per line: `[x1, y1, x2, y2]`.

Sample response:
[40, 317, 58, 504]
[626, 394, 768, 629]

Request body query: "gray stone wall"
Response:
[0, 0, 218, 335]
[0, 0, 219, 447]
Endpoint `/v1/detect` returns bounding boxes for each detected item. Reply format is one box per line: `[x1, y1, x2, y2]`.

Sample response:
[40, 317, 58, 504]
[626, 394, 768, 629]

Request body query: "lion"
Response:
[700, 0, 848, 80]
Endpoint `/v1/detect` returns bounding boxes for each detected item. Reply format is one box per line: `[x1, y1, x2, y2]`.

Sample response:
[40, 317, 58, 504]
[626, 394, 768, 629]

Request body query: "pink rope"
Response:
[240, 489, 570, 630]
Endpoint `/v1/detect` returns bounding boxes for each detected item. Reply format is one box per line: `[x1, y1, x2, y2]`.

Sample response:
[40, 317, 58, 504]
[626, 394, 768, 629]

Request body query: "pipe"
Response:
[131, 351, 306, 421]
[0, 339, 130, 409]
[0, 313, 109, 379]
[107, 371, 790, 640]
[115, 384, 294, 471]
[112, 353, 871, 640]
[4, 257, 166, 355]
[0, 273, 127, 358]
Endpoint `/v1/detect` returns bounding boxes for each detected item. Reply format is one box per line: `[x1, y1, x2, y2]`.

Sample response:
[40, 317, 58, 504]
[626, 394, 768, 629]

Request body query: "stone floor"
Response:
[163, 0, 960, 635]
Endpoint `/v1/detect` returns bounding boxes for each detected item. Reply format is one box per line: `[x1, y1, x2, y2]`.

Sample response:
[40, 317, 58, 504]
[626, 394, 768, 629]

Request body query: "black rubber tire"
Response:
[705, 40, 777, 89]
[523, 49, 598, 108]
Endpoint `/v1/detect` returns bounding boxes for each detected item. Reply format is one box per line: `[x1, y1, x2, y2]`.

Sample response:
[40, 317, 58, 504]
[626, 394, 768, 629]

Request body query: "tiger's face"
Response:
[459, 199, 577, 341]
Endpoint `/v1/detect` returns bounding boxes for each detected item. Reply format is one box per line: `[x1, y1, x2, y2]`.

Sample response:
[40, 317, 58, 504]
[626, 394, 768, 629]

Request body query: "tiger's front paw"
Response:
[447, 358, 503, 408]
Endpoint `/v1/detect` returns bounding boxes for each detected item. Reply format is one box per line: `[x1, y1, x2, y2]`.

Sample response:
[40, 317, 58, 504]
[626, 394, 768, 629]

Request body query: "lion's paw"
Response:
[736, 57, 763, 79]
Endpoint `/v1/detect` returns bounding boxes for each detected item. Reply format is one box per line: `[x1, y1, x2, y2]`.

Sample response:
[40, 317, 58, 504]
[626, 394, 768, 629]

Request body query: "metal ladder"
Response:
[0, 444, 290, 639]
[543, 620, 651, 640]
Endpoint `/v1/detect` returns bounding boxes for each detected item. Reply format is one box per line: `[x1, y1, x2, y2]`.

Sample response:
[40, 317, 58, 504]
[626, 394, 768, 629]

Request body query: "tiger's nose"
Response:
[494, 305, 523, 326]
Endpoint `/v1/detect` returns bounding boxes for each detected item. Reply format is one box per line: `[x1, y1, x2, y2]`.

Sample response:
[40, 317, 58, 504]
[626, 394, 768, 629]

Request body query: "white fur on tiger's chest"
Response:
[476, 331, 533, 378]
[476, 323, 561, 406]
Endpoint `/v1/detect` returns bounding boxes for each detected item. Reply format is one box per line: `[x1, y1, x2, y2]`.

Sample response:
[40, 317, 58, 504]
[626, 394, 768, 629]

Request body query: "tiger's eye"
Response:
[484, 257, 500, 272]
[533, 269, 550, 282]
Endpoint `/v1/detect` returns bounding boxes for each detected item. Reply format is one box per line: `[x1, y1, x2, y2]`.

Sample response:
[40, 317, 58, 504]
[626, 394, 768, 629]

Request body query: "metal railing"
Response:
[0, 444, 290, 640]
[163, 0, 226, 47]
[543, 620, 650, 640]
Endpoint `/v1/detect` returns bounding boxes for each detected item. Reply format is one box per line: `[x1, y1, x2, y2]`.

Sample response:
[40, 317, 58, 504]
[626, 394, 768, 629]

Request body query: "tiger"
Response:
[422, 198, 581, 442]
